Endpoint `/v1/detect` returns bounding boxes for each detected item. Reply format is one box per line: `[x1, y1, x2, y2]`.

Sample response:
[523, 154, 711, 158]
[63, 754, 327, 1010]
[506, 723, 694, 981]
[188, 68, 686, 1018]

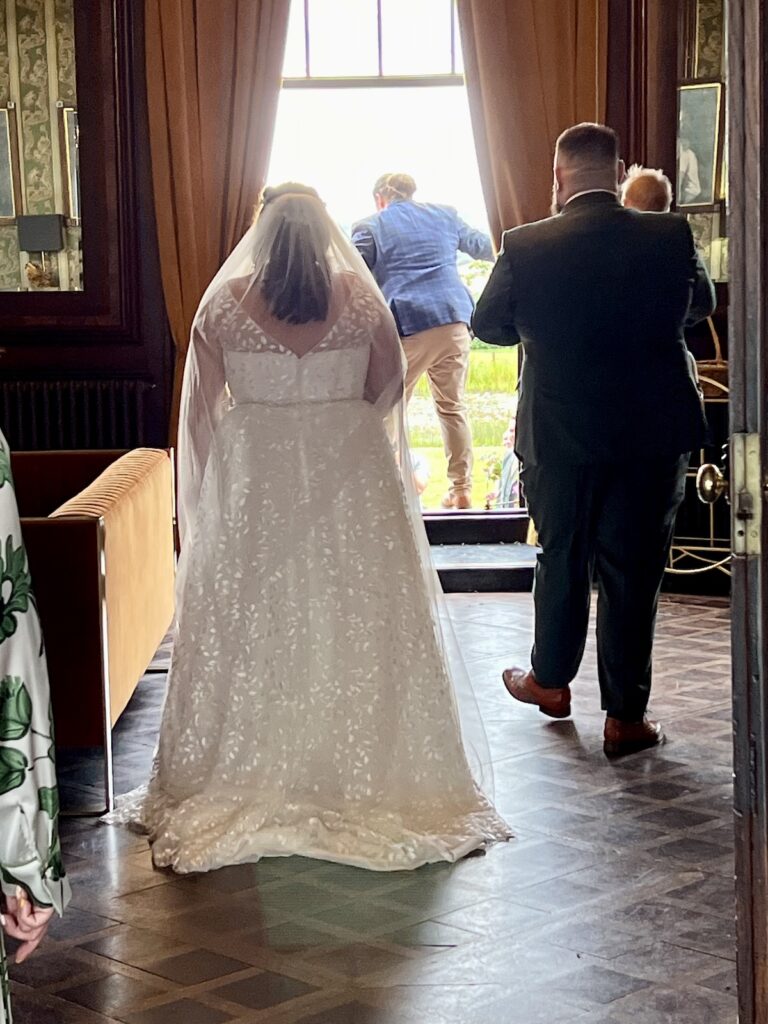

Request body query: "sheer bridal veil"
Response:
[177, 184, 495, 797]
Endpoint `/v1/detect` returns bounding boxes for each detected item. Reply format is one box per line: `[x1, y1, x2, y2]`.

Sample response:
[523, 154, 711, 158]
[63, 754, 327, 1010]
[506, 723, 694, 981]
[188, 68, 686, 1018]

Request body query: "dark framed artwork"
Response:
[677, 81, 724, 209]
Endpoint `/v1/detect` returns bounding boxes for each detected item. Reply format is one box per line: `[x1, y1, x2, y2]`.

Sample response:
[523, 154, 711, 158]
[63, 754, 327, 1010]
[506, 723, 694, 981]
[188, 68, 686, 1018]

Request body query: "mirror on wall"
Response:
[678, 0, 727, 283]
[0, 0, 82, 291]
[0, 107, 18, 220]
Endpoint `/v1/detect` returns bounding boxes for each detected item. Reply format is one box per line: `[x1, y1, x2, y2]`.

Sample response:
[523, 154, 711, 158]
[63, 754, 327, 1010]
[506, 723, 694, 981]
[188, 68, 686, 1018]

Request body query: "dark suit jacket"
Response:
[471, 192, 716, 465]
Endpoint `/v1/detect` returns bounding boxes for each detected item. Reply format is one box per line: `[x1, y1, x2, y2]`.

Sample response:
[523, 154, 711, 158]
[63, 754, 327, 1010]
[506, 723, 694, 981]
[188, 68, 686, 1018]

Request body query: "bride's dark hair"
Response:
[258, 182, 331, 325]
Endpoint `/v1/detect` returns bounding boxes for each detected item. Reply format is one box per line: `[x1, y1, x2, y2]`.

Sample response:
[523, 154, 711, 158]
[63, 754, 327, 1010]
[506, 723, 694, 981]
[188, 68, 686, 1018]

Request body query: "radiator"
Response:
[0, 379, 152, 450]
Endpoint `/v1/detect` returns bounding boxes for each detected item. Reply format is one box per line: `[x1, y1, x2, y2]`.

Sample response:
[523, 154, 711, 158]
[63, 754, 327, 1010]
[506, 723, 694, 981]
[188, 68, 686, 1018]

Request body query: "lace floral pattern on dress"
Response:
[109, 280, 510, 872]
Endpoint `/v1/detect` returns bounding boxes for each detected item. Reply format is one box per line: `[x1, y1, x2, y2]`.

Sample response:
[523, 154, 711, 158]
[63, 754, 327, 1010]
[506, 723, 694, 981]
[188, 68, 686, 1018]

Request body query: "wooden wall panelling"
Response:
[606, 0, 679, 175]
[0, 1, 172, 447]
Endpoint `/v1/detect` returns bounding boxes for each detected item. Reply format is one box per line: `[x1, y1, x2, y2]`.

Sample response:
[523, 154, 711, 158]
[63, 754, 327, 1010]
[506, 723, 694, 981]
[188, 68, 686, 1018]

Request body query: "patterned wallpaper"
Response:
[0, 5, 10, 105]
[0, 0, 17, 289]
[0, 0, 80, 291]
[53, 0, 75, 104]
[695, 0, 724, 80]
[683, 0, 727, 283]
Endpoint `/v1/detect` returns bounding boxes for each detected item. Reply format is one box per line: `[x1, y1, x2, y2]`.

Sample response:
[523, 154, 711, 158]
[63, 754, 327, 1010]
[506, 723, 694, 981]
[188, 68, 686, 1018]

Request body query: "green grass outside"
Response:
[413, 445, 504, 510]
[408, 348, 519, 446]
[413, 347, 518, 399]
[407, 347, 519, 509]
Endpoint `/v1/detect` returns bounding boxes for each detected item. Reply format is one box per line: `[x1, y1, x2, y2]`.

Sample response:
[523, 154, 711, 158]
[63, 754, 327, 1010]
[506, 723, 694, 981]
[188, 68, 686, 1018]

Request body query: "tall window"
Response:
[282, 0, 462, 82]
[271, 0, 479, 233]
[269, 1, 518, 511]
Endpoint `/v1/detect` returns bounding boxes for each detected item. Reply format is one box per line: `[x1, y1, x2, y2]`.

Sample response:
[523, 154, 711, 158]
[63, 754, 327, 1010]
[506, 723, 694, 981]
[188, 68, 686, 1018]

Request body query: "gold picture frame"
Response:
[677, 81, 724, 211]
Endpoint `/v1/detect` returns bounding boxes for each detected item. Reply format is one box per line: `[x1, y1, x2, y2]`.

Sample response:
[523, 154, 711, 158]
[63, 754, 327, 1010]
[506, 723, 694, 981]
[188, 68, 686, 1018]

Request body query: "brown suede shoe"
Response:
[603, 716, 664, 758]
[502, 668, 572, 719]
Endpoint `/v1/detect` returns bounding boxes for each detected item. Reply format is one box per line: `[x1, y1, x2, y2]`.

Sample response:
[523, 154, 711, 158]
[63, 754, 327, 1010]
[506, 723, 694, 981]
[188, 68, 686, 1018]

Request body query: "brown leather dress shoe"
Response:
[502, 668, 572, 719]
[603, 716, 664, 758]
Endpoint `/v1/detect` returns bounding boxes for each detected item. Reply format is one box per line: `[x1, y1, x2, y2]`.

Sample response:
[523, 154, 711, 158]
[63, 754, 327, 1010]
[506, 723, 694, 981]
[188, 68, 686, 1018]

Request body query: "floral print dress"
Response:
[0, 429, 69, 1023]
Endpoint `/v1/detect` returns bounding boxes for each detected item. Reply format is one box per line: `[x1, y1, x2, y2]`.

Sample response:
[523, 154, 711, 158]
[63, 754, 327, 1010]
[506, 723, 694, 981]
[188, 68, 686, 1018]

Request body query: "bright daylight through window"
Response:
[269, 0, 519, 511]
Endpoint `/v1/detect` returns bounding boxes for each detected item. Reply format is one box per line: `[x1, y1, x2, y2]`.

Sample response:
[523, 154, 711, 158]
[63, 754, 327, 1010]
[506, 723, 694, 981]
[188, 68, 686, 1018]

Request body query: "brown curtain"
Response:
[145, 0, 291, 439]
[458, 0, 608, 244]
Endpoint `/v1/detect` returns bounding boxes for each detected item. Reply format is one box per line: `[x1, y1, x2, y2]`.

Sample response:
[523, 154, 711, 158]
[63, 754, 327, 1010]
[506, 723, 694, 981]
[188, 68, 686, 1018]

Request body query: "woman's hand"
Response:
[2, 889, 55, 963]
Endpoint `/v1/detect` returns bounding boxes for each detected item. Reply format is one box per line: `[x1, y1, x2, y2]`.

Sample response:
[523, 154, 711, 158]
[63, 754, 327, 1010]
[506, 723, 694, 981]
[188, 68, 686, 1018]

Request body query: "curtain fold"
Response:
[458, 0, 608, 244]
[145, 0, 291, 440]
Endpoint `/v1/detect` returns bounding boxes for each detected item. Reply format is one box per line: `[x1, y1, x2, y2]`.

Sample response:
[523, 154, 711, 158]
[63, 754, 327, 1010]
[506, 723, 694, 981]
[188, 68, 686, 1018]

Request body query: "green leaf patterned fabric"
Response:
[0, 679, 32, 742]
[0, 449, 10, 492]
[37, 787, 58, 819]
[0, 748, 26, 797]
[0, 428, 70, 1024]
[0, 538, 32, 642]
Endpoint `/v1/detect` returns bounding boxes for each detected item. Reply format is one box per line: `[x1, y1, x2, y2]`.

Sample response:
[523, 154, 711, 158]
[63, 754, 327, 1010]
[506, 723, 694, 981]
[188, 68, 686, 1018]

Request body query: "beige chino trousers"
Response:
[403, 322, 473, 498]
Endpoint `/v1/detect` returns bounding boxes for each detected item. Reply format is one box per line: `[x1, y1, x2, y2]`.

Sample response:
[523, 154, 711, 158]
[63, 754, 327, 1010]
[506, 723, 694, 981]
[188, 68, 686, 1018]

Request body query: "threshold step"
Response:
[432, 542, 537, 593]
[431, 542, 538, 570]
[424, 511, 529, 546]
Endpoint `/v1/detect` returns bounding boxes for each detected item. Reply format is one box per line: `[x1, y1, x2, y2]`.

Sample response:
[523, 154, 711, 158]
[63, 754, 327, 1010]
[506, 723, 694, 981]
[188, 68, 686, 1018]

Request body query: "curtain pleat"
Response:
[458, 0, 608, 244]
[145, 0, 291, 440]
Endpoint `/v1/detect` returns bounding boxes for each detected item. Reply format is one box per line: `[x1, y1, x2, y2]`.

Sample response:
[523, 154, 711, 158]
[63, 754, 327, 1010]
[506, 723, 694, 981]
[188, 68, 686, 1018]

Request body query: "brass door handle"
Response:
[696, 463, 728, 504]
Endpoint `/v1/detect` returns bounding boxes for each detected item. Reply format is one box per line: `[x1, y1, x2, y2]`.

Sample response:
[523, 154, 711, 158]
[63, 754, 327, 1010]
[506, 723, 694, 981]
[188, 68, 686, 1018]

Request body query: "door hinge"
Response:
[731, 433, 763, 556]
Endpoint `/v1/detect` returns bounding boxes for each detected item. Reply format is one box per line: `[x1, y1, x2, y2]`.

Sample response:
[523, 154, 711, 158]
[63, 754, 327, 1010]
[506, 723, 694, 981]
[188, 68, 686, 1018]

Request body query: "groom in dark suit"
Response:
[472, 123, 715, 757]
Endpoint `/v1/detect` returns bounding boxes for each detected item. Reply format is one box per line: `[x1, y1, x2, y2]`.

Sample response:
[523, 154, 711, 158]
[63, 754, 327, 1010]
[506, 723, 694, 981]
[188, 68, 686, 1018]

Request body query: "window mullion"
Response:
[289, 0, 462, 84]
[377, 0, 383, 77]
[450, 0, 456, 75]
[304, 0, 310, 77]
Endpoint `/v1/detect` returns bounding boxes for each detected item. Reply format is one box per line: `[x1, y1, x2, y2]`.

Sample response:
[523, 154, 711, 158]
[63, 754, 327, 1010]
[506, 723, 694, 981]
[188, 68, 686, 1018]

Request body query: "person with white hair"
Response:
[621, 164, 706, 393]
[621, 164, 673, 212]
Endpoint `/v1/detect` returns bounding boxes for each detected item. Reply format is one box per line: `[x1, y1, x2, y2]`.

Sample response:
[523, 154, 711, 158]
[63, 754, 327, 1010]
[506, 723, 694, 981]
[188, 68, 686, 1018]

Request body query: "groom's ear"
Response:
[617, 159, 627, 184]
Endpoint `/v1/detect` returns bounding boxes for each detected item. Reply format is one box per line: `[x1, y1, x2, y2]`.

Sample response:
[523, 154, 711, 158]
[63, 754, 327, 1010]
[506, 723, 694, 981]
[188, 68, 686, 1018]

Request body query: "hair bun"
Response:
[262, 182, 323, 207]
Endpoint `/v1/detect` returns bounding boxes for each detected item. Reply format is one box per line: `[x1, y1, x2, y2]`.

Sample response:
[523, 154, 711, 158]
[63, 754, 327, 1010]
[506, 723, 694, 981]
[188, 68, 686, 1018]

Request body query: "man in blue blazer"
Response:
[353, 173, 493, 509]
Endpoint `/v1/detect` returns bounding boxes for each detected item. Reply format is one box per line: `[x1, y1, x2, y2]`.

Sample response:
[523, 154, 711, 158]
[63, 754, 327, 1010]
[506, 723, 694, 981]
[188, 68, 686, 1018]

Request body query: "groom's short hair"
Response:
[373, 172, 417, 201]
[556, 123, 619, 168]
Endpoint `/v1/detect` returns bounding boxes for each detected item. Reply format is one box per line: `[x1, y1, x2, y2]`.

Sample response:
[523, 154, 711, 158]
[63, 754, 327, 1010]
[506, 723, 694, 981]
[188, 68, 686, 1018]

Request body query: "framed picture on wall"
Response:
[687, 209, 728, 282]
[0, 106, 21, 225]
[677, 81, 724, 210]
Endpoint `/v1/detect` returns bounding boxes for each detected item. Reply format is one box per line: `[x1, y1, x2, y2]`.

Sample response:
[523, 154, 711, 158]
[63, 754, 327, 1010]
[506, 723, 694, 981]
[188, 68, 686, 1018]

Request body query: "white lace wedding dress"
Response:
[118, 255, 509, 872]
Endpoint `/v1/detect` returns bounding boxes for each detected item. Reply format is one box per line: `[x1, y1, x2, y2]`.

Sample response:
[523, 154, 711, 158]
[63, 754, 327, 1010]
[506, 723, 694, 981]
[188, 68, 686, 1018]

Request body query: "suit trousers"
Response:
[521, 454, 689, 721]
[403, 323, 473, 497]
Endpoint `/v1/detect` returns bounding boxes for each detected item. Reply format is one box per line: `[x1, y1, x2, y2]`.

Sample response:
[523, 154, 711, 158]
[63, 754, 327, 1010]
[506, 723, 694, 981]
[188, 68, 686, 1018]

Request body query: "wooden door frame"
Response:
[728, 1, 768, 1020]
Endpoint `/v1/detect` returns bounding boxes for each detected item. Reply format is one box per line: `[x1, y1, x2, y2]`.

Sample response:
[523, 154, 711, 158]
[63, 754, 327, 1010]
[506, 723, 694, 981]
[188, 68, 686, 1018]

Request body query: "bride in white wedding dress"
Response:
[120, 184, 509, 872]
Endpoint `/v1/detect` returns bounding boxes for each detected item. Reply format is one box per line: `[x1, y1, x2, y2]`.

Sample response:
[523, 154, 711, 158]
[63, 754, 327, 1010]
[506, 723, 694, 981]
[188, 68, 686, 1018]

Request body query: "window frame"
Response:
[282, 0, 463, 88]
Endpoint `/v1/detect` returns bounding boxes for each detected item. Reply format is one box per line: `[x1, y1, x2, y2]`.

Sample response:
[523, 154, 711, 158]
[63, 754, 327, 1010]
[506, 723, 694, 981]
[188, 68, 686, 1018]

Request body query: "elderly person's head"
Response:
[552, 123, 623, 214]
[621, 164, 673, 212]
